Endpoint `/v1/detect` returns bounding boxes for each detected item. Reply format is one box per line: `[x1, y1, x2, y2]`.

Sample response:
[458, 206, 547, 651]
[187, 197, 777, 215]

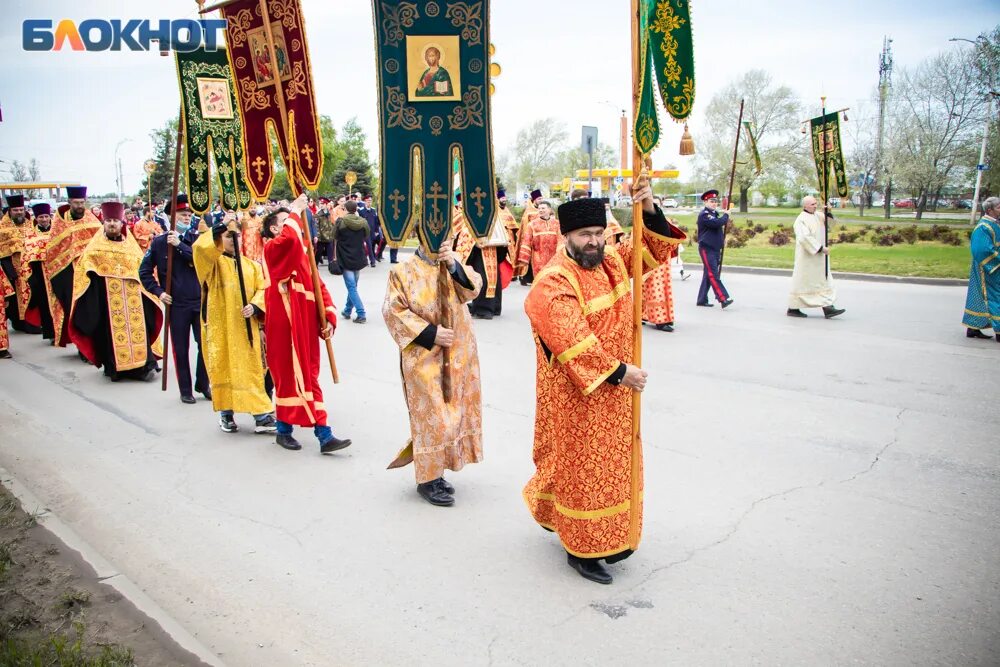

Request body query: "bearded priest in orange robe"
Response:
[69, 202, 162, 382]
[523, 184, 684, 585]
[260, 194, 352, 454]
[48, 186, 102, 347]
[0, 194, 38, 335]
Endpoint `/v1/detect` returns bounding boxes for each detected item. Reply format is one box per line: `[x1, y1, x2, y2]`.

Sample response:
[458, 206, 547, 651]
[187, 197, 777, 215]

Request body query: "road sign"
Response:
[345, 170, 358, 187]
[143, 160, 157, 175]
[581, 126, 598, 153]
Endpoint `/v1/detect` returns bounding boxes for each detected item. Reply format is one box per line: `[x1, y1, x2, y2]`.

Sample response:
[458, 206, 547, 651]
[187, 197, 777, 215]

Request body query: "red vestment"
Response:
[263, 214, 338, 426]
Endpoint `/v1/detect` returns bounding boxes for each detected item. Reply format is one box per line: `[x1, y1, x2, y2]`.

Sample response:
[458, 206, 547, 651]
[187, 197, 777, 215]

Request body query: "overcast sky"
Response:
[1, 0, 997, 196]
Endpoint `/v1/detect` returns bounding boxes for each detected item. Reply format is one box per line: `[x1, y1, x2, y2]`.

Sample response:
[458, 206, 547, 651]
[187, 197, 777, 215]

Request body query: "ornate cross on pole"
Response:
[389, 189, 406, 220]
[300, 144, 315, 170]
[251, 156, 267, 181]
[468, 186, 487, 217]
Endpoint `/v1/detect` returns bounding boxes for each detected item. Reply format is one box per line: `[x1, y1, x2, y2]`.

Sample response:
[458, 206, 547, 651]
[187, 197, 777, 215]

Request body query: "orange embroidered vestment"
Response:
[383, 253, 484, 483]
[522, 208, 684, 558]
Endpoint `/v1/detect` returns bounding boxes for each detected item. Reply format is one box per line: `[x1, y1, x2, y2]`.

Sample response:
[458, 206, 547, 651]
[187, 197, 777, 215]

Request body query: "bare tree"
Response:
[695, 70, 802, 212]
[8, 160, 28, 183]
[846, 102, 879, 216]
[506, 118, 569, 190]
[891, 47, 987, 219]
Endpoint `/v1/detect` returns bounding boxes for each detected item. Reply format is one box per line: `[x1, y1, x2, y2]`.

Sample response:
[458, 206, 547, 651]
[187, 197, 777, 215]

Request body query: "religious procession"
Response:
[1, 1, 998, 664]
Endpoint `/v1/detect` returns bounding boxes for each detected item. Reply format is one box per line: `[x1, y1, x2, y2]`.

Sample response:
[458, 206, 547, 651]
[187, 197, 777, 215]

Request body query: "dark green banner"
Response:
[634, 0, 696, 155]
[743, 121, 762, 175]
[175, 47, 253, 213]
[372, 0, 497, 253]
[809, 112, 849, 199]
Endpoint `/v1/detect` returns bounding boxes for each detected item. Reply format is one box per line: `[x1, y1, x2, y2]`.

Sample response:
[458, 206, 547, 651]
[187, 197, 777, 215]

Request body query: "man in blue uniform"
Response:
[696, 189, 733, 308]
[358, 194, 383, 266]
[139, 194, 210, 404]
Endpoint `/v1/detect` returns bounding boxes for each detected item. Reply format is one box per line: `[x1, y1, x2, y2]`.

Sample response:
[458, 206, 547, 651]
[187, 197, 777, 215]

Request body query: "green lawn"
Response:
[649, 212, 973, 279]
[720, 243, 970, 279]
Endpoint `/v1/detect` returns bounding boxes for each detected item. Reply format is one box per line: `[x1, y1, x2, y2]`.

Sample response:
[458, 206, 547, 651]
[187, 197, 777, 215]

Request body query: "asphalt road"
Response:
[1, 260, 997, 666]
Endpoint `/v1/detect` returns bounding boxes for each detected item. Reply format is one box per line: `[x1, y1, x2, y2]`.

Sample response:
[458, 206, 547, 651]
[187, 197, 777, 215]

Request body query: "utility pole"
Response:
[876, 36, 893, 220]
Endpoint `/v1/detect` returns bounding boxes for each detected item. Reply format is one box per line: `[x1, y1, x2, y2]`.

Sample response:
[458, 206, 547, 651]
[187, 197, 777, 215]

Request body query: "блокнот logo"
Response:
[23, 19, 227, 52]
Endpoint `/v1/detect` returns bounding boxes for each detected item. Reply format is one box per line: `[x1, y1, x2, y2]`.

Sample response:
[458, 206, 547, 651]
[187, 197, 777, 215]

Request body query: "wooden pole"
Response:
[160, 105, 185, 392]
[251, 0, 339, 383]
[821, 97, 830, 277]
[437, 260, 452, 403]
[719, 98, 745, 275]
[628, 0, 644, 551]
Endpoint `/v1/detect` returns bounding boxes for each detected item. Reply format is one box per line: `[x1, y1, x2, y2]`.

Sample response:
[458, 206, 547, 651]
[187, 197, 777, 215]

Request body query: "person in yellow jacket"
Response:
[192, 214, 277, 435]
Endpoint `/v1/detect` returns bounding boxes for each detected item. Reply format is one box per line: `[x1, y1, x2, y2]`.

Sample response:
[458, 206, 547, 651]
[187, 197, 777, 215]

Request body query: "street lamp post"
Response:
[114, 139, 131, 201]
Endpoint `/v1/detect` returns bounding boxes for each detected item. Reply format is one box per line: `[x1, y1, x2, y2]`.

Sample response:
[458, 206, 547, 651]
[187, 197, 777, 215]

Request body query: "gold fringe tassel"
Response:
[679, 123, 695, 156]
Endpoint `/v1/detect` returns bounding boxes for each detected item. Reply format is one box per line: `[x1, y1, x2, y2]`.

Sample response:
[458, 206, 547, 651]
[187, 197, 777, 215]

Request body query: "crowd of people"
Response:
[1, 181, 996, 585]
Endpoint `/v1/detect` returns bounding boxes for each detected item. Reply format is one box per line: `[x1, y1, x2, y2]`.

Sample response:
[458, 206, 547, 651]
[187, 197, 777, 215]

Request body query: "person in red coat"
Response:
[261, 194, 352, 454]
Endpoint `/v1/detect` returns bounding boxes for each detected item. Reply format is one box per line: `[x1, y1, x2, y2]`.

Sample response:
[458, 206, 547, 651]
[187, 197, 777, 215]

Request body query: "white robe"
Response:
[789, 210, 836, 309]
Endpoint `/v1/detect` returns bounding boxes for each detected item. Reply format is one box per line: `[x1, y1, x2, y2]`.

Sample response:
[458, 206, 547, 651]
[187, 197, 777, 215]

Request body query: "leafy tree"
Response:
[889, 47, 987, 218]
[331, 118, 375, 197]
[504, 117, 569, 190]
[140, 116, 183, 203]
[316, 115, 347, 197]
[694, 70, 802, 212]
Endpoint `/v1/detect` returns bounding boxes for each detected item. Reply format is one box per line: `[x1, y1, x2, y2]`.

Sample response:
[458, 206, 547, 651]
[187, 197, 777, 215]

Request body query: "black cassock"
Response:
[467, 245, 507, 318]
[26, 261, 55, 340]
[71, 273, 159, 380]
[49, 264, 74, 342]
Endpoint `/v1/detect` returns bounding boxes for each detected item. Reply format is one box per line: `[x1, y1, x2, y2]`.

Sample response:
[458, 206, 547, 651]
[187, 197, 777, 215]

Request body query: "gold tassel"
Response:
[679, 123, 695, 156]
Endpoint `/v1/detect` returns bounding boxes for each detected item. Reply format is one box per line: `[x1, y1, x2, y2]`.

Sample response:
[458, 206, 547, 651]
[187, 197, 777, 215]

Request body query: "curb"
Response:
[0, 466, 225, 667]
[702, 264, 968, 287]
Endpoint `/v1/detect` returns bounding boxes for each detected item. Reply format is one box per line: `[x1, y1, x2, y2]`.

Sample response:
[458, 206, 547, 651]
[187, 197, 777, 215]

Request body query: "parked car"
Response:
[956, 200, 972, 209]
[893, 199, 915, 209]
[661, 198, 678, 208]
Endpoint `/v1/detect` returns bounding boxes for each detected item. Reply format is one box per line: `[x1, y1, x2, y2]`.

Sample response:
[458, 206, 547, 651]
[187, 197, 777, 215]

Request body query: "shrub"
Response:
[939, 231, 963, 246]
[874, 233, 895, 246]
[754, 223, 766, 234]
[726, 236, 746, 248]
[899, 226, 918, 244]
[917, 227, 936, 241]
[769, 230, 790, 246]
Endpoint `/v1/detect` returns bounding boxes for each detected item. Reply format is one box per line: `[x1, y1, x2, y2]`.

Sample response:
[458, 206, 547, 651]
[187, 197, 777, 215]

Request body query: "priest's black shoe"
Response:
[276, 434, 301, 451]
[787, 308, 807, 318]
[654, 323, 674, 332]
[439, 477, 455, 494]
[0, 350, 12, 359]
[417, 479, 454, 507]
[566, 554, 612, 585]
[180, 395, 196, 405]
[320, 436, 352, 454]
[696, 302, 714, 307]
[966, 327, 990, 339]
[200, 387, 213, 400]
[721, 298, 734, 309]
[823, 306, 846, 319]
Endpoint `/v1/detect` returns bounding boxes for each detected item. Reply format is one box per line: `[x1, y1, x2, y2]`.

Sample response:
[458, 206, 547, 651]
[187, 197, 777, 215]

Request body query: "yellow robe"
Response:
[192, 232, 272, 416]
[523, 210, 684, 558]
[382, 253, 484, 483]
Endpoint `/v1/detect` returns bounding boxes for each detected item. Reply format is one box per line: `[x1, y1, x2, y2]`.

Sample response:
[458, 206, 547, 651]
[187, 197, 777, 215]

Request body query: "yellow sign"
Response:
[143, 160, 157, 175]
[345, 170, 358, 187]
[575, 169, 680, 179]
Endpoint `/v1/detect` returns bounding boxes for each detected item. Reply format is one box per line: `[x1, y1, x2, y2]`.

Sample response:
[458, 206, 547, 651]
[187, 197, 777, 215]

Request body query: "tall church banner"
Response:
[176, 47, 254, 212]
[810, 112, 849, 199]
[372, 0, 497, 254]
[220, 0, 323, 199]
[634, 0, 695, 154]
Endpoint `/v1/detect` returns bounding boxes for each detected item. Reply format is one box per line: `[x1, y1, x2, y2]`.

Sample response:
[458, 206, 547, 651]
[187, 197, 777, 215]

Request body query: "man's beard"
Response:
[70, 207, 85, 220]
[499, 200, 506, 209]
[568, 240, 605, 269]
[11, 214, 25, 225]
